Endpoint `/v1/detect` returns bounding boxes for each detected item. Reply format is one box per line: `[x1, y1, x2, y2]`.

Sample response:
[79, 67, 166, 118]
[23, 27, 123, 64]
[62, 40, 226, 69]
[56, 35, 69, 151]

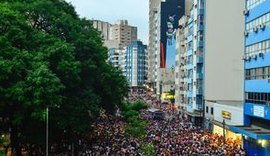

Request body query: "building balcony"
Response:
[195, 104, 203, 111]
[188, 78, 193, 84]
[198, 8, 204, 15]
[187, 63, 193, 69]
[187, 49, 193, 56]
[187, 104, 193, 113]
[188, 17, 193, 24]
[196, 73, 203, 79]
[187, 35, 193, 42]
[187, 91, 193, 98]
[196, 88, 203, 95]
[196, 56, 203, 63]
[197, 41, 204, 47]
[198, 25, 204, 31]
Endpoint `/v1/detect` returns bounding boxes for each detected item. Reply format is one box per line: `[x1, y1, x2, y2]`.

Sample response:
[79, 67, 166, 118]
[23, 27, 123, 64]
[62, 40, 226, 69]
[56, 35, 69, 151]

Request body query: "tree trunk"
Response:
[10, 125, 22, 156]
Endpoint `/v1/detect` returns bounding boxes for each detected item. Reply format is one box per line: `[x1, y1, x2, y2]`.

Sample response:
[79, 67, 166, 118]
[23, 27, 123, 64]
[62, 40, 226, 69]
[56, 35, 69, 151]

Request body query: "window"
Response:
[245, 92, 270, 105]
[211, 107, 214, 115]
[246, 0, 266, 10]
[256, 68, 263, 79]
[206, 106, 209, 113]
[245, 11, 270, 32]
[245, 66, 270, 80]
[246, 69, 251, 80]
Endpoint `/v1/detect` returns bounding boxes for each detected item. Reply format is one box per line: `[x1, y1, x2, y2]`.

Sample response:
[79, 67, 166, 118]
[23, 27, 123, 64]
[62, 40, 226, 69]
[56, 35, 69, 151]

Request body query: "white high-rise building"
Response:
[109, 20, 137, 49]
[204, 0, 244, 136]
[175, 15, 189, 109]
[148, 0, 161, 89]
[92, 20, 111, 41]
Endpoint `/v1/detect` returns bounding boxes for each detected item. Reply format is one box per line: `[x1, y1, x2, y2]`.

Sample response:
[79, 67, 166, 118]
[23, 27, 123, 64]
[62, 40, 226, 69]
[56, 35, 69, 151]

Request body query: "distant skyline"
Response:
[65, 0, 149, 44]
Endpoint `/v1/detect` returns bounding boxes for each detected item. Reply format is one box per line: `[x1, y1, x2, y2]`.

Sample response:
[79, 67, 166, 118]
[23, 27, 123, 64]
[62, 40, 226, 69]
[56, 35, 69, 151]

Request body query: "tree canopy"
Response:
[0, 0, 128, 154]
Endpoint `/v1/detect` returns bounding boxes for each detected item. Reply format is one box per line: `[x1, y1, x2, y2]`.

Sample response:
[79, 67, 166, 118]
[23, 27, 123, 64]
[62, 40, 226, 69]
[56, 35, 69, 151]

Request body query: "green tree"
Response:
[140, 143, 156, 156]
[0, 0, 128, 154]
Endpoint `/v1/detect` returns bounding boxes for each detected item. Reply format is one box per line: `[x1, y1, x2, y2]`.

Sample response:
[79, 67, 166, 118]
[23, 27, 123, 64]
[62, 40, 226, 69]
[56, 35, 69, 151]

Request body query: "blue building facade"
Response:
[125, 41, 147, 87]
[230, 0, 270, 155]
[186, 0, 205, 126]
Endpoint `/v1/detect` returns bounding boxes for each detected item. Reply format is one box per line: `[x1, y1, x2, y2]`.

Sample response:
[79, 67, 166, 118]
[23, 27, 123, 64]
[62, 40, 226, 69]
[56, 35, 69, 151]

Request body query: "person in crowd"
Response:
[80, 91, 246, 156]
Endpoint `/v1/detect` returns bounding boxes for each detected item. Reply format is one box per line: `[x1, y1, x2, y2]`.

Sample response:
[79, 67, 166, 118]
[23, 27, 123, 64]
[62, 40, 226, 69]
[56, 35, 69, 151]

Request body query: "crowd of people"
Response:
[81, 90, 246, 156]
[81, 116, 143, 155]
[143, 116, 245, 155]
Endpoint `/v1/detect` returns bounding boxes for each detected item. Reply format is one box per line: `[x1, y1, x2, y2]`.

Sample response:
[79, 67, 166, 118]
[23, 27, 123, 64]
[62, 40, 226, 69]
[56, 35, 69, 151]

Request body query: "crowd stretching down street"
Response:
[82, 90, 246, 156]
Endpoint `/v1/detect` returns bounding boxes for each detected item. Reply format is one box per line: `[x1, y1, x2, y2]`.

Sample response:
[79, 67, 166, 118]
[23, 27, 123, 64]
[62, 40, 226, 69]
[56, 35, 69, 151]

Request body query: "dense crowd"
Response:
[144, 117, 245, 155]
[81, 90, 246, 156]
[81, 117, 142, 155]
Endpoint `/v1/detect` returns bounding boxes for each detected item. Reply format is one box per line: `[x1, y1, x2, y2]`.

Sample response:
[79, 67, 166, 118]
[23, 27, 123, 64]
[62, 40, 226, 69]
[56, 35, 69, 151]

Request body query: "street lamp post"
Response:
[222, 119, 226, 146]
[46, 107, 49, 156]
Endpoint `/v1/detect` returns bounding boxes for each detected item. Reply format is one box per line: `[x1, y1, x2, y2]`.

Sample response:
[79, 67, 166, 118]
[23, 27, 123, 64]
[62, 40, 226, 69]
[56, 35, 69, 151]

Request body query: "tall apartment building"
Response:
[108, 48, 121, 68]
[110, 20, 137, 49]
[148, 0, 185, 96]
[230, 0, 270, 155]
[184, 0, 205, 126]
[125, 41, 148, 88]
[148, 0, 161, 89]
[92, 20, 111, 41]
[204, 0, 244, 145]
[175, 15, 189, 110]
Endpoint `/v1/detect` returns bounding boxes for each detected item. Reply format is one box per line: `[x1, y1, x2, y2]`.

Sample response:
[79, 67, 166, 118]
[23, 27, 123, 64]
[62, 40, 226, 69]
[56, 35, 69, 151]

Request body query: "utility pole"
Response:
[223, 119, 226, 146]
[46, 107, 49, 156]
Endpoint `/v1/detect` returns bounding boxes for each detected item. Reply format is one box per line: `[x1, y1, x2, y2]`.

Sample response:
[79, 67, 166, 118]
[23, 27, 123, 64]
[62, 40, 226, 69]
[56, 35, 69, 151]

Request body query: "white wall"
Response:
[205, 101, 215, 120]
[204, 0, 245, 102]
[213, 103, 244, 126]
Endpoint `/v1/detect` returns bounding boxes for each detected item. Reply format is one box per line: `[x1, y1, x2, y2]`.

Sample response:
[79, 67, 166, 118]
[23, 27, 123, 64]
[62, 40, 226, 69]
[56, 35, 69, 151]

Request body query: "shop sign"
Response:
[253, 105, 264, 118]
[222, 111, 231, 119]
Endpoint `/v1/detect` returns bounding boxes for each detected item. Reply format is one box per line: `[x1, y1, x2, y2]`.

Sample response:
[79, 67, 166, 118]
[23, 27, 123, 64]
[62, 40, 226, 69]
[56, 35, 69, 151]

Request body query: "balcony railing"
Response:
[196, 73, 203, 79]
[197, 40, 204, 47]
[196, 56, 203, 63]
[196, 88, 203, 95]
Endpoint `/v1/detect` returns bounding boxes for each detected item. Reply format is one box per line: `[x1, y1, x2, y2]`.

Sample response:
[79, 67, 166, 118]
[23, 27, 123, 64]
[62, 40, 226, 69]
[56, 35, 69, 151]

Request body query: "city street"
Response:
[81, 91, 246, 156]
[1, 0, 270, 155]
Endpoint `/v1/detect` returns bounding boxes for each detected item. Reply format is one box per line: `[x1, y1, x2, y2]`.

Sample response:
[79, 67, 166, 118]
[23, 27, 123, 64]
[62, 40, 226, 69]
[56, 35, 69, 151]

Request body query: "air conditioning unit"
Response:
[244, 31, 249, 36]
[253, 27, 258, 33]
[242, 55, 247, 60]
[266, 101, 270, 106]
[259, 52, 264, 57]
[247, 56, 251, 61]
[260, 24, 266, 30]
[252, 55, 257, 60]
[243, 9, 249, 15]
[268, 78, 270, 83]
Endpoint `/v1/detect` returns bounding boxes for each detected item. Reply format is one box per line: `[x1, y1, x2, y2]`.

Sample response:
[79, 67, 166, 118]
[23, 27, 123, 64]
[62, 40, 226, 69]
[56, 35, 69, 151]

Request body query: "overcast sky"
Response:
[65, 0, 149, 44]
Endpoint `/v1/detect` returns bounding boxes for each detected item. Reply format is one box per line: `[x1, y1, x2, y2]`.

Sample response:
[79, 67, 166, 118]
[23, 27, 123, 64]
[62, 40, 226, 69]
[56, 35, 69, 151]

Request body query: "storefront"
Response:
[229, 103, 270, 155]
[230, 126, 270, 156]
[213, 124, 242, 144]
[210, 103, 244, 146]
